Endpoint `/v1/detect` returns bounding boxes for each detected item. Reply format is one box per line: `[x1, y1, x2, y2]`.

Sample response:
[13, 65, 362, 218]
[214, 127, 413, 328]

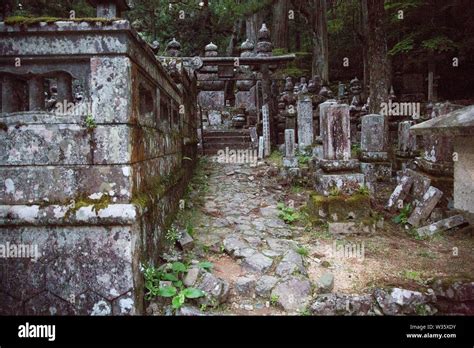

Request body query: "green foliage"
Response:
[421, 36, 457, 52]
[270, 294, 279, 306]
[388, 36, 415, 56]
[143, 262, 208, 310]
[165, 226, 181, 243]
[277, 203, 300, 224]
[328, 187, 341, 197]
[401, 269, 422, 283]
[84, 115, 96, 130]
[356, 185, 370, 196]
[296, 246, 309, 257]
[392, 203, 412, 224]
[268, 150, 283, 167]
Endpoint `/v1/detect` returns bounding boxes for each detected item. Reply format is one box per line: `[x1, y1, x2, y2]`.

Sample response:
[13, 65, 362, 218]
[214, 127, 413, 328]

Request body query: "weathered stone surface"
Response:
[321, 104, 351, 160]
[316, 272, 335, 293]
[255, 275, 279, 297]
[311, 293, 375, 315]
[405, 169, 431, 202]
[314, 173, 365, 196]
[397, 121, 417, 157]
[360, 162, 391, 182]
[275, 249, 306, 277]
[234, 276, 256, 297]
[271, 276, 312, 313]
[195, 272, 230, 306]
[407, 186, 443, 227]
[416, 214, 466, 237]
[386, 175, 413, 212]
[297, 95, 314, 148]
[374, 288, 436, 315]
[360, 114, 387, 160]
[242, 252, 273, 273]
[178, 231, 194, 251]
[183, 267, 200, 287]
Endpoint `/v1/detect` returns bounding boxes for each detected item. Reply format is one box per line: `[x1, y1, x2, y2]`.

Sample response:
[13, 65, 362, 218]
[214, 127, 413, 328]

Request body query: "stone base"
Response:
[315, 158, 360, 172]
[360, 162, 392, 182]
[360, 151, 388, 162]
[283, 157, 298, 168]
[313, 173, 365, 196]
[0, 222, 141, 315]
[328, 222, 376, 235]
[308, 193, 372, 223]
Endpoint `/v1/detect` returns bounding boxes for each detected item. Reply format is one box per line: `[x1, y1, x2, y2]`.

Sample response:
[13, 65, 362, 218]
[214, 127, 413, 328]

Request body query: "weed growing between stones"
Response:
[277, 202, 300, 223]
[392, 203, 412, 224]
[143, 262, 208, 311]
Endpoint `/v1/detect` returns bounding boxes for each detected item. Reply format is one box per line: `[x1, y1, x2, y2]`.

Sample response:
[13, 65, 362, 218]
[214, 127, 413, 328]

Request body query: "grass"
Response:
[296, 246, 309, 257]
[268, 150, 283, 168]
[401, 269, 423, 283]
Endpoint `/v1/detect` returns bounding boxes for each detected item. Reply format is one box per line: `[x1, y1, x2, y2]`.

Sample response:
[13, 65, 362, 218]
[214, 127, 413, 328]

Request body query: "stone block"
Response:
[386, 175, 413, 212]
[91, 57, 133, 123]
[360, 162, 392, 182]
[313, 173, 365, 196]
[408, 186, 443, 227]
[416, 214, 467, 237]
[316, 158, 359, 172]
[308, 193, 372, 224]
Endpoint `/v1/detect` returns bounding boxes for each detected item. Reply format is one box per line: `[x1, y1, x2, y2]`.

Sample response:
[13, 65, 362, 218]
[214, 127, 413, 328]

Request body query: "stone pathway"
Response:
[184, 159, 321, 315]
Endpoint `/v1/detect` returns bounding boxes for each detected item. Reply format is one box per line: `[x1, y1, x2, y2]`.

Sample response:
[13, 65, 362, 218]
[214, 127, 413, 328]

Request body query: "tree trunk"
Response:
[360, 0, 369, 99]
[246, 11, 263, 44]
[311, 0, 329, 83]
[272, 0, 289, 52]
[367, 0, 390, 148]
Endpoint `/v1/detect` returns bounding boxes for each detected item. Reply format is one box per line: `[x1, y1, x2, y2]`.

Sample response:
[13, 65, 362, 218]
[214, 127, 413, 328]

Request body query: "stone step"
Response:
[203, 130, 250, 137]
[204, 136, 251, 144]
[202, 146, 254, 155]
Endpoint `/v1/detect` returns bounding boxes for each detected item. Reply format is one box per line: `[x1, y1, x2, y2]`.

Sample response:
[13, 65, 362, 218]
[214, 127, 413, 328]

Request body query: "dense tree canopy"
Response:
[10, 0, 474, 100]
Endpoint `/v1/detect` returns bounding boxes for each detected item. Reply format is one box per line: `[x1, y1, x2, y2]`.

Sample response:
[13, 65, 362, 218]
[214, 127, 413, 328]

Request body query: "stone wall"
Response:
[0, 20, 198, 315]
[453, 137, 474, 216]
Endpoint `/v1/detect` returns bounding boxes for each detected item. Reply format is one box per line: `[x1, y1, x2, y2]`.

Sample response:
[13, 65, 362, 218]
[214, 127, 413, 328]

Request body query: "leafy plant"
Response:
[143, 262, 208, 310]
[165, 226, 181, 243]
[84, 115, 96, 130]
[277, 203, 300, 224]
[296, 246, 309, 257]
[328, 187, 341, 197]
[401, 269, 422, 283]
[270, 294, 279, 306]
[392, 203, 412, 224]
[356, 185, 370, 196]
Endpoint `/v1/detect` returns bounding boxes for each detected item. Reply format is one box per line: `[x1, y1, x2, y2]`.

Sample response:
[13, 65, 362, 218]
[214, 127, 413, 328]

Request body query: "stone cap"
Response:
[410, 104, 474, 136]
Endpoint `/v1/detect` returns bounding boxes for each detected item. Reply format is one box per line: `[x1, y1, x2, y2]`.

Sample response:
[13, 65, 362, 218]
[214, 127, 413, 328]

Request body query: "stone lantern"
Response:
[87, 0, 132, 19]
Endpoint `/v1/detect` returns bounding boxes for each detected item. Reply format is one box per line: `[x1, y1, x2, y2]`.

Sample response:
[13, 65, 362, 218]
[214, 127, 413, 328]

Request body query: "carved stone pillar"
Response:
[28, 76, 44, 111]
[56, 73, 73, 104]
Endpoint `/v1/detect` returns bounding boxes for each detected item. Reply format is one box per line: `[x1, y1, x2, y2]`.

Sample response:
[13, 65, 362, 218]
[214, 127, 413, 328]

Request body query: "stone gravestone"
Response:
[283, 129, 298, 167]
[360, 114, 392, 181]
[397, 120, 417, 157]
[262, 103, 271, 157]
[297, 95, 314, 149]
[314, 103, 364, 195]
[258, 136, 264, 159]
[318, 99, 337, 138]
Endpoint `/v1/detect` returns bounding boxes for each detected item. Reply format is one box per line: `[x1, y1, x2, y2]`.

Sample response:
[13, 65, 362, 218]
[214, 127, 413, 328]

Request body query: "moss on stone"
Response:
[5, 16, 117, 26]
[64, 193, 112, 219]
